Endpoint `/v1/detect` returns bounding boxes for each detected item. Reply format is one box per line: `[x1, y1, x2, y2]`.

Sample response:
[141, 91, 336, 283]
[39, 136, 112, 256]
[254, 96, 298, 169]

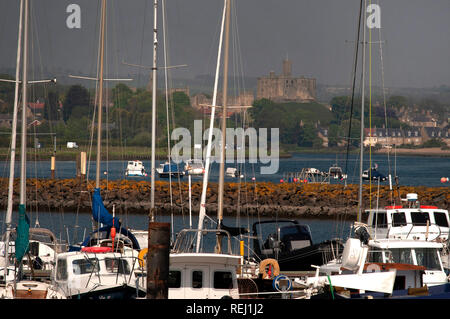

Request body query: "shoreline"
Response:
[1, 147, 449, 162]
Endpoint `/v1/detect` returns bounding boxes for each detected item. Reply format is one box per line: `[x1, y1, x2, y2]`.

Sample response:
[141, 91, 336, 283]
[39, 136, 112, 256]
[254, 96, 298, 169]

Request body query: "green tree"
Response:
[62, 85, 90, 122]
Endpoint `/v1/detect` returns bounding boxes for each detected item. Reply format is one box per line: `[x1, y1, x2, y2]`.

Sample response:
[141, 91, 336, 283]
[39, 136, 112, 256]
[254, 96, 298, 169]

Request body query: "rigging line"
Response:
[162, 0, 175, 238]
[344, 0, 364, 183]
[376, 0, 392, 201]
[369, 0, 373, 213]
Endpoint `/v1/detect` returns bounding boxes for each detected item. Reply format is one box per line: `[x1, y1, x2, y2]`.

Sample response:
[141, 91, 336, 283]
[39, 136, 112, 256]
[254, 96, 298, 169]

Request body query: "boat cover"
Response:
[92, 188, 121, 227]
[15, 204, 30, 262]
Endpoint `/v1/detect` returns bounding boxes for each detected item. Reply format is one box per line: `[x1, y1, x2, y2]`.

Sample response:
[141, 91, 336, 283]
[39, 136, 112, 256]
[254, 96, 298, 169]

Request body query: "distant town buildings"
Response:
[256, 59, 316, 102]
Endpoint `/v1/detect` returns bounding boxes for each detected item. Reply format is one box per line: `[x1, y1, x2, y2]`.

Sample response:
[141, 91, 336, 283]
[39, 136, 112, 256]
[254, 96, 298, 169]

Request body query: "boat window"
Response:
[411, 212, 430, 226]
[56, 258, 68, 280]
[214, 271, 233, 289]
[389, 248, 413, 265]
[72, 258, 99, 275]
[434, 212, 449, 228]
[371, 212, 387, 228]
[105, 258, 130, 274]
[168, 270, 181, 288]
[414, 248, 441, 270]
[367, 250, 383, 263]
[192, 271, 203, 289]
[392, 213, 407, 227]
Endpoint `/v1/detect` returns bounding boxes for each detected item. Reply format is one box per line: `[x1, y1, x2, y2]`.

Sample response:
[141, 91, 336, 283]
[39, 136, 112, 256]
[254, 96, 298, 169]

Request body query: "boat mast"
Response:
[195, 0, 227, 252]
[216, 0, 231, 253]
[150, 0, 158, 221]
[20, 0, 29, 208]
[4, 0, 24, 277]
[358, 0, 367, 222]
[96, 0, 106, 189]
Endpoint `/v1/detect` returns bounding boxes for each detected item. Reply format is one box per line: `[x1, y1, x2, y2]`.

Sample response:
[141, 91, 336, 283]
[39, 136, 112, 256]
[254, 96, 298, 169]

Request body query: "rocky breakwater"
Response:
[0, 178, 448, 219]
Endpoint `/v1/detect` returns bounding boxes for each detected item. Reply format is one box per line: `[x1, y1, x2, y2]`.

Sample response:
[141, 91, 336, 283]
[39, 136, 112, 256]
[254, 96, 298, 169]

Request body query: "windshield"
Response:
[415, 248, 441, 270]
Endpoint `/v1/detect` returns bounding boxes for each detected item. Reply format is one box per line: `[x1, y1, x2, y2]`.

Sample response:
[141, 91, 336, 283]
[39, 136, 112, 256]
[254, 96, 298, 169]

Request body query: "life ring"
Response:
[365, 263, 381, 273]
[272, 275, 292, 292]
[81, 246, 112, 253]
[259, 258, 280, 279]
[138, 248, 148, 268]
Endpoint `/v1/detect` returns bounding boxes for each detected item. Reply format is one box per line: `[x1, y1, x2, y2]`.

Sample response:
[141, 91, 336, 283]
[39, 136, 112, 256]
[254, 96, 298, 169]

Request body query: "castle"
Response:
[256, 59, 316, 102]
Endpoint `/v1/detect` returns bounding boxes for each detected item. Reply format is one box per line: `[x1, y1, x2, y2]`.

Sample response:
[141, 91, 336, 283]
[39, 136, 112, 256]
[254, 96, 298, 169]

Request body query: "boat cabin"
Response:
[253, 220, 313, 259]
[125, 160, 147, 177]
[365, 239, 448, 289]
[364, 196, 449, 241]
[169, 229, 241, 299]
[54, 249, 144, 299]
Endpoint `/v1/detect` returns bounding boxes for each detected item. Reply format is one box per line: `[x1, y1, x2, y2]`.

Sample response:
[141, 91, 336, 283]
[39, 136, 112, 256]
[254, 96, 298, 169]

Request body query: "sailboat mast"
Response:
[4, 0, 24, 277]
[195, 0, 227, 252]
[150, 0, 158, 220]
[20, 0, 29, 206]
[358, 0, 367, 222]
[96, 0, 106, 189]
[217, 0, 231, 230]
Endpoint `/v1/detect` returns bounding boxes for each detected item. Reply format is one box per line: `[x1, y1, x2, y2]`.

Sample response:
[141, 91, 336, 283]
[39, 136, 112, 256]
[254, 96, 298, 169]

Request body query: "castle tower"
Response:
[282, 59, 292, 77]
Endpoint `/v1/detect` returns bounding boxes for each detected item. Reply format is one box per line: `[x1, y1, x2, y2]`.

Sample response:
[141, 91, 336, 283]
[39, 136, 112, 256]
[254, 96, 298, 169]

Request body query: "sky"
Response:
[0, 0, 449, 90]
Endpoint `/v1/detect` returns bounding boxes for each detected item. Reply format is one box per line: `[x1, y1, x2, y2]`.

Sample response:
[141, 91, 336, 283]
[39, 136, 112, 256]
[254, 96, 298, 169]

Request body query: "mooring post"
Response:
[50, 156, 55, 179]
[147, 222, 170, 299]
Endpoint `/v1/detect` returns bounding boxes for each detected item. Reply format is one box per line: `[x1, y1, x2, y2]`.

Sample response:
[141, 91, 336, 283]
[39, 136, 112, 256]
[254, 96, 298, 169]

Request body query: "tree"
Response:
[44, 91, 59, 121]
[62, 85, 90, 122]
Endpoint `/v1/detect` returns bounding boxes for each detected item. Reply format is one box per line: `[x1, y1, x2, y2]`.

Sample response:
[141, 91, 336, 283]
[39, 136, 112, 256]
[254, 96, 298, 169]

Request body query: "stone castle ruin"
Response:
[256, 59, 316, 102]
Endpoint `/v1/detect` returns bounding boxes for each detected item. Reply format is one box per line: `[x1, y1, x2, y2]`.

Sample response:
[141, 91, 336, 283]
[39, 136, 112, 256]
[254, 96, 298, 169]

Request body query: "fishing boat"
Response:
[125, 160, 147, 177]
[184, 159, 205, 176]
[310, 223, 450, 299]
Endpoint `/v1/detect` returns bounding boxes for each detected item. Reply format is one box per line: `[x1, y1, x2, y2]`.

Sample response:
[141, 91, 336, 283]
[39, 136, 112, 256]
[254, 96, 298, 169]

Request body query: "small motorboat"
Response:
[328, 164, 347, 180]
[225, 167, 243, 178]
[362, 163, 387, 181]
[125, 160, 147, 177]
[184, 159, 205, 176]
[157, 162, 185, 178]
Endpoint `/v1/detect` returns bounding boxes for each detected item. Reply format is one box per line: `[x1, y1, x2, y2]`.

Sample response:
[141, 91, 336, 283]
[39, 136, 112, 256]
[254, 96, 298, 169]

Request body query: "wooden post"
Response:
[50, 156, 55, 179]
[80, 151, 86, 178]
[146, 222, 170, 299]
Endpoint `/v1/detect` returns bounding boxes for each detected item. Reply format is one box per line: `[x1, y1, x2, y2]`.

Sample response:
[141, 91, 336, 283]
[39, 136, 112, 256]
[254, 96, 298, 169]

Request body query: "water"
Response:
[0, 210, 352, 251]
[1, 152, 448, 187]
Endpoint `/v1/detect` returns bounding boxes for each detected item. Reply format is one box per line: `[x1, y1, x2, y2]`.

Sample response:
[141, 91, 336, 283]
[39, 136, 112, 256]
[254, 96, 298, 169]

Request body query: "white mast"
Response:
[216, 0, 231, 254]
[3, 0, 24, 277]
[195, 0, 227, 252]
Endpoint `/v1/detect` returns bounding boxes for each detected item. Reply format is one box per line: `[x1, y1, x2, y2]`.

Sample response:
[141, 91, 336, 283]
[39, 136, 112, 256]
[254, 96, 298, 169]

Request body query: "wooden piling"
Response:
[146, 222, 170, 299]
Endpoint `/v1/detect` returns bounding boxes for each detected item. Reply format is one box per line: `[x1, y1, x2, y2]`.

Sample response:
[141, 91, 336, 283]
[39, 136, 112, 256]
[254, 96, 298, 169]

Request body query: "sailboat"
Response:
[0, 0, 65, 299]
[53, 0, 145, 299]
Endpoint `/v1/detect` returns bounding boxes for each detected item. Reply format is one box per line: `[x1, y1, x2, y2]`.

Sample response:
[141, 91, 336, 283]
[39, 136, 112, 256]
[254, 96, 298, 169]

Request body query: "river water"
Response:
[0, 152, 448, 186]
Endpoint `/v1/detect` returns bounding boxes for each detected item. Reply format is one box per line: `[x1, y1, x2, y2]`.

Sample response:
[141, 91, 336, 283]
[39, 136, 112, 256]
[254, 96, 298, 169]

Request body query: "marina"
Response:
[0, 0, 448, 308]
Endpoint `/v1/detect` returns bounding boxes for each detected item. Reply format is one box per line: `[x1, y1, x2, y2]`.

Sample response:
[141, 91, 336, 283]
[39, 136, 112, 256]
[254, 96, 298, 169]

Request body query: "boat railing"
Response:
[172, 228, 233, 255]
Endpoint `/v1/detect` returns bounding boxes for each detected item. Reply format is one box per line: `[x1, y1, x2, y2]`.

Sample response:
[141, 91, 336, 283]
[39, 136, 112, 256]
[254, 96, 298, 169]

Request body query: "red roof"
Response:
[28, 102, 44, 110]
